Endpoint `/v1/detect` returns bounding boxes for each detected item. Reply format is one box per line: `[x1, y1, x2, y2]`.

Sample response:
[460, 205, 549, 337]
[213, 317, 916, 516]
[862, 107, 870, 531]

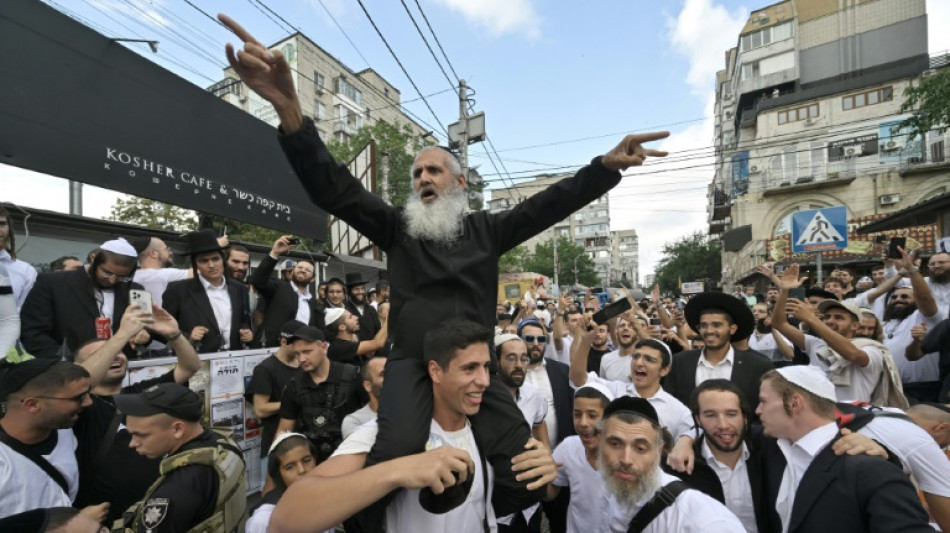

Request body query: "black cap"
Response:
[115, 383, 203, 422]
[0, 358, 60, 402]
[287, 325, 326, 343]
[603, 396, 660, 426]
[279, 320, 307, 340]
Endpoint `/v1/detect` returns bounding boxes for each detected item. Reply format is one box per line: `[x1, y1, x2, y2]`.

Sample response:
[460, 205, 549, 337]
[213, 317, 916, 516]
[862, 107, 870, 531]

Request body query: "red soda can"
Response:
[95, 317, 112, 340]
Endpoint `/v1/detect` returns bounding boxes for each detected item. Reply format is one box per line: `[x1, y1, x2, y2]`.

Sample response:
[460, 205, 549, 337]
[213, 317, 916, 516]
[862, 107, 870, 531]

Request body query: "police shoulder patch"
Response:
[142, 498, 169, 529]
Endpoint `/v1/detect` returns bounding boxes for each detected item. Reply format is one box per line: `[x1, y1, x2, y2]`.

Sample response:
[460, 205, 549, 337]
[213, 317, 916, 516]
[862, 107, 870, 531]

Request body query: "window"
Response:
[313, 72, 325, 91]
[335, 77, 363, 105]
[842, 86, 892, 111]
[739, 21, 792, 52]
[777, 104, 819, 125]
[314, 101, 326, 120]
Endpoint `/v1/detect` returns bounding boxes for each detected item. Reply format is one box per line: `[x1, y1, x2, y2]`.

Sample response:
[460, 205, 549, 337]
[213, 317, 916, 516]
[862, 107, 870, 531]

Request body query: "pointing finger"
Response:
[218, 14, 262, 47]
[625, 131, 670, 145]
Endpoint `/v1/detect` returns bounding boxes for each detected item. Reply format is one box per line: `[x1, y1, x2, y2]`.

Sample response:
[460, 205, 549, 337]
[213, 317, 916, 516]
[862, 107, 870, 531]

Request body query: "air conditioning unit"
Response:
[906, 155, 923, 164]
[883, 140, 903, 151]
[749, 165, 760, 173]
[315, 85, 325, 94]
[879, 194, 900, 206]
[239, 95, 247, 103]
[844, 146, 865, 157]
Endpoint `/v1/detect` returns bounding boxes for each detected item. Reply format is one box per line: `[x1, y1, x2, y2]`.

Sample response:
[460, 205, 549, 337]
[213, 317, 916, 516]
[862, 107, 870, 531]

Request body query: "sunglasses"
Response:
[522, 335, 547, 344]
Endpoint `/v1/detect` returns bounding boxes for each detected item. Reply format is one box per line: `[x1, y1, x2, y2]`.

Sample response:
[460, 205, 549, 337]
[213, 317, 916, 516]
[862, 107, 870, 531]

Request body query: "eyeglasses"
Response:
[522, 335, 547, 344]
[29, 390, 91, 404]
[502, 354, 532, 366]
[100, 267, 132, 283]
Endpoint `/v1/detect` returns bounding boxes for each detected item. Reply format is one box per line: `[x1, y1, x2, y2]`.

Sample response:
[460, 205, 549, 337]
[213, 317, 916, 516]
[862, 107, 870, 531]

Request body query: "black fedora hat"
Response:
[684, 292, 755, 341]
[182, 229, 223, 256]
[345, 272, 368, 288]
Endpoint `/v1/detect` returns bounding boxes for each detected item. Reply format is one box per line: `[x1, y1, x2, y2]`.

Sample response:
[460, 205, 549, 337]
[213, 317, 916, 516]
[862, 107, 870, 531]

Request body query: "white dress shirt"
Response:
[696, 346, 736, 386]
[199, 274, 232, 349]
[294, 286, 313, 325]
[701, 440, 758, 533]
[775, 422, 838, 533]
[524, 360, 558, 444]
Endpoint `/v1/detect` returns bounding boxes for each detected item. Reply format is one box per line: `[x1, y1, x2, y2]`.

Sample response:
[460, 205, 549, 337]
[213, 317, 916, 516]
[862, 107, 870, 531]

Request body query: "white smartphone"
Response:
[129, 289, 153, 312]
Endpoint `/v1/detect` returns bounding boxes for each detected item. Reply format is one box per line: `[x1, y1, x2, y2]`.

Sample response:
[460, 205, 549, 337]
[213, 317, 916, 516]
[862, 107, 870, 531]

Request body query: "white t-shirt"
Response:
[927, 278, 950, 316]
[599, 349, 633, 383]
[856, 408, 950, 497]
[333, 419, 496, 533]
[748, 331, 792, 363]
[133, 268, 189, 308]
[552, 436, 609, 533]
[883, 309, 946, 383]
[555, 335, 574, 365]
[0, 250, 36, 310]
[0, 429, 78, 518]
[341, 404, 377, 440]
[802, 335, 883, 403]
[578, 373, 694, 442]
[607, 471, 745, 532]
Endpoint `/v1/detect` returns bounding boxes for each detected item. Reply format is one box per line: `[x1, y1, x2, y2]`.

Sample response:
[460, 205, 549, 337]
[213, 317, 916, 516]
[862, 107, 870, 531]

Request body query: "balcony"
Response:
[899, 139, 950, 176]
[333, 120, 358, 135]
[710, 188, 731, 220]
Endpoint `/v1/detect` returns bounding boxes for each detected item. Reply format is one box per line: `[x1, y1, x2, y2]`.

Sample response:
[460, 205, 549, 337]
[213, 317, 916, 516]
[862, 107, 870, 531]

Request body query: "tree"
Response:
[653, 231, 721, 294]
[325, 120, 427, 208]
[109, 196, 197, 232]
[896, 62, 950, 140]
[523, 236, 601, 288]
[499, 245, 529, 273]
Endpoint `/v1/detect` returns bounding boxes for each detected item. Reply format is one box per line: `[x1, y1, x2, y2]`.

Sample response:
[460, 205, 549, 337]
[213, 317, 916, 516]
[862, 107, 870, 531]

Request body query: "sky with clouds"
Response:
[3, 0, 949, 280]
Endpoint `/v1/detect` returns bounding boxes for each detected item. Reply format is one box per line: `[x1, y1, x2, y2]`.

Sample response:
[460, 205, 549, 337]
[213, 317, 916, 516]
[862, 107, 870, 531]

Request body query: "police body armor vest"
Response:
[113, 428, 247, 533]
[292, 364, 357, 463]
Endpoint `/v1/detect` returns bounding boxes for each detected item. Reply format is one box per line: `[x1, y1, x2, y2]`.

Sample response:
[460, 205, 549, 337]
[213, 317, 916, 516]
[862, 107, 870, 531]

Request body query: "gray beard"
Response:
[598, 452, 661, 505]
[404, 186, 468, 245]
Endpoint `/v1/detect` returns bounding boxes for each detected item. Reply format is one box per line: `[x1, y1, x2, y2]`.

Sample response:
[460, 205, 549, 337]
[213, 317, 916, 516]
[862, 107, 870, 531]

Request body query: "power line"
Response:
[413, 0, 460, 82]
[399, 0, 455, 89]
[312, 0, 373, 68]
[355, 0, 448, 136]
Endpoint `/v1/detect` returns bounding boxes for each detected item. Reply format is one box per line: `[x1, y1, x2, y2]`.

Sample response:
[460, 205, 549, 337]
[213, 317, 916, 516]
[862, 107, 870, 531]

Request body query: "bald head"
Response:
[907, 404, 950, 447]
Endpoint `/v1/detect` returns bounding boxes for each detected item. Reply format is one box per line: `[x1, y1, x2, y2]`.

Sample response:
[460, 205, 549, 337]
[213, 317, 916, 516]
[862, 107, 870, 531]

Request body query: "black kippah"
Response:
[0, 358, 60, 401]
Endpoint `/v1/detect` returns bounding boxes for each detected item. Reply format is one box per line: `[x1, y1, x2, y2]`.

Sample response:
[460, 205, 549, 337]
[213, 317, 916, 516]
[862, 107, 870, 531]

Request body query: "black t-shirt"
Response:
[587, 347, 610, 374]
[73, 370, 177, 522]
[248, 355, 301, 457]
[136, 429, 221, 533]
[327, 338, 360, 365]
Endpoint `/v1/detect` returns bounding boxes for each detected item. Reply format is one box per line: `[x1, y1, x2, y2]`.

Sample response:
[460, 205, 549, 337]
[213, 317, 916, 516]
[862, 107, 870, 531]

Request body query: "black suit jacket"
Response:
[162, 277, 250, 353]
[249, 255, 323, 347]
[20, 269, 143, 358]
[345, 299, 380, 342]
[663, 426, 770, 533]
[543, 358, 576, 446]
[663, 348, 773, 414]
[762, 432, 932, 533]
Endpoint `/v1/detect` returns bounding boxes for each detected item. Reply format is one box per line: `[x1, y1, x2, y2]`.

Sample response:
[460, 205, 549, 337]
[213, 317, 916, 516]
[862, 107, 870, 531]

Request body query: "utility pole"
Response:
[553, 236, 560, 292]
[458, 79, 469, 178]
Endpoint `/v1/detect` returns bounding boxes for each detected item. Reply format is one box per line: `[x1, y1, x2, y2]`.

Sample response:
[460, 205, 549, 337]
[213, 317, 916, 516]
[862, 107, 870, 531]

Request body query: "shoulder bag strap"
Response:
[626, 480, 690, 533]
[0, 427, 69, 494]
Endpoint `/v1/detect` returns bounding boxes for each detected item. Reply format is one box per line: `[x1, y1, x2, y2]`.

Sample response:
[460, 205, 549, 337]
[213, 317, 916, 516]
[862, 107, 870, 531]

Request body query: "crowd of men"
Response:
[1, 10, 950, 533]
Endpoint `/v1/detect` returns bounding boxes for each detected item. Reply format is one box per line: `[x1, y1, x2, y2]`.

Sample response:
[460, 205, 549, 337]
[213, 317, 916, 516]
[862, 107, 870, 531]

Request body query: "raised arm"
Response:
[80, 306, 152, 387]
[568, 318, 593, 388]
[147, 305, 201, 382]
[786, 299, 869, 366]
[897, 247, 939, 318]
[356, 303, 389, 357]
[766, 264, 808, 350]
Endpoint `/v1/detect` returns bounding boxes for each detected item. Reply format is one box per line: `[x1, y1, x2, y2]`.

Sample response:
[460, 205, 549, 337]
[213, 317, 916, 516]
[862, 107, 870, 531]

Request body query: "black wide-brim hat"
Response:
[684, 292, 755, 341]
[345, 272, 368, 288]
[181, 228, 223, 256]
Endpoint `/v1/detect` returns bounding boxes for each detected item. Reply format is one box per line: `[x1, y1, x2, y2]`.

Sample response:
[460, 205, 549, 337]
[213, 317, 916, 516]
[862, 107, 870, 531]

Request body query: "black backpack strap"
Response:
[627, 480, 690, 533]
[0, 428, 69, 495]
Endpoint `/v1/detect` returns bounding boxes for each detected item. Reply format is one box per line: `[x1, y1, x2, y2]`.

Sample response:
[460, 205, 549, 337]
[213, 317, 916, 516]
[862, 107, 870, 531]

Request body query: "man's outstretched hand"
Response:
[219, 14, 302, 132]
[601, 132, 670, 172]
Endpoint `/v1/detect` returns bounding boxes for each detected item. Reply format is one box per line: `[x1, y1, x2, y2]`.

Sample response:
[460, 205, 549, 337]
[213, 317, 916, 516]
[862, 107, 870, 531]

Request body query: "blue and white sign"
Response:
[791, 205, 848, 253]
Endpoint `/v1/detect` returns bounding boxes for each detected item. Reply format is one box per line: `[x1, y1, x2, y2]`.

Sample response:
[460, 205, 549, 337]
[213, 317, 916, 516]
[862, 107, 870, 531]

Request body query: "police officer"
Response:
[275, 325, 363, 463]
[113, 383, 245, 533]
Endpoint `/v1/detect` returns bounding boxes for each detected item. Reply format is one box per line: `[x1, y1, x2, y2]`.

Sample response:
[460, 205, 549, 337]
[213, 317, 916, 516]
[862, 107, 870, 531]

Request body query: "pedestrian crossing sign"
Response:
[791, 205, 848, 253]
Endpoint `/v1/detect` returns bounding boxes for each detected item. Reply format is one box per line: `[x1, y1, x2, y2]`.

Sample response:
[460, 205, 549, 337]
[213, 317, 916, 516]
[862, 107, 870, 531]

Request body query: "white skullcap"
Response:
[494, 333, 523, 348]
[268, 431, 309, 455]
[100, 237, 137, 257]
[324, 307, 345, 325]
[776, 366, 837, 402]
[894, 278, 912, 290]
[575, 381, 615, 402]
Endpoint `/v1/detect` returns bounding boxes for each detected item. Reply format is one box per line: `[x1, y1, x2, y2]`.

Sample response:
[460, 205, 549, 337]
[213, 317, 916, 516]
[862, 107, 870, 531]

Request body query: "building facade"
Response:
[708, 0, 949, 286]
[489, 174, 638, 286]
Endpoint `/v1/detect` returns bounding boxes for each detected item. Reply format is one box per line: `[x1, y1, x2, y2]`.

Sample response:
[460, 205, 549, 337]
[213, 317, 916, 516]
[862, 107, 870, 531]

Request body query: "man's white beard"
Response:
[404, 185, 468, 245]
[598, 452, 662, 505]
